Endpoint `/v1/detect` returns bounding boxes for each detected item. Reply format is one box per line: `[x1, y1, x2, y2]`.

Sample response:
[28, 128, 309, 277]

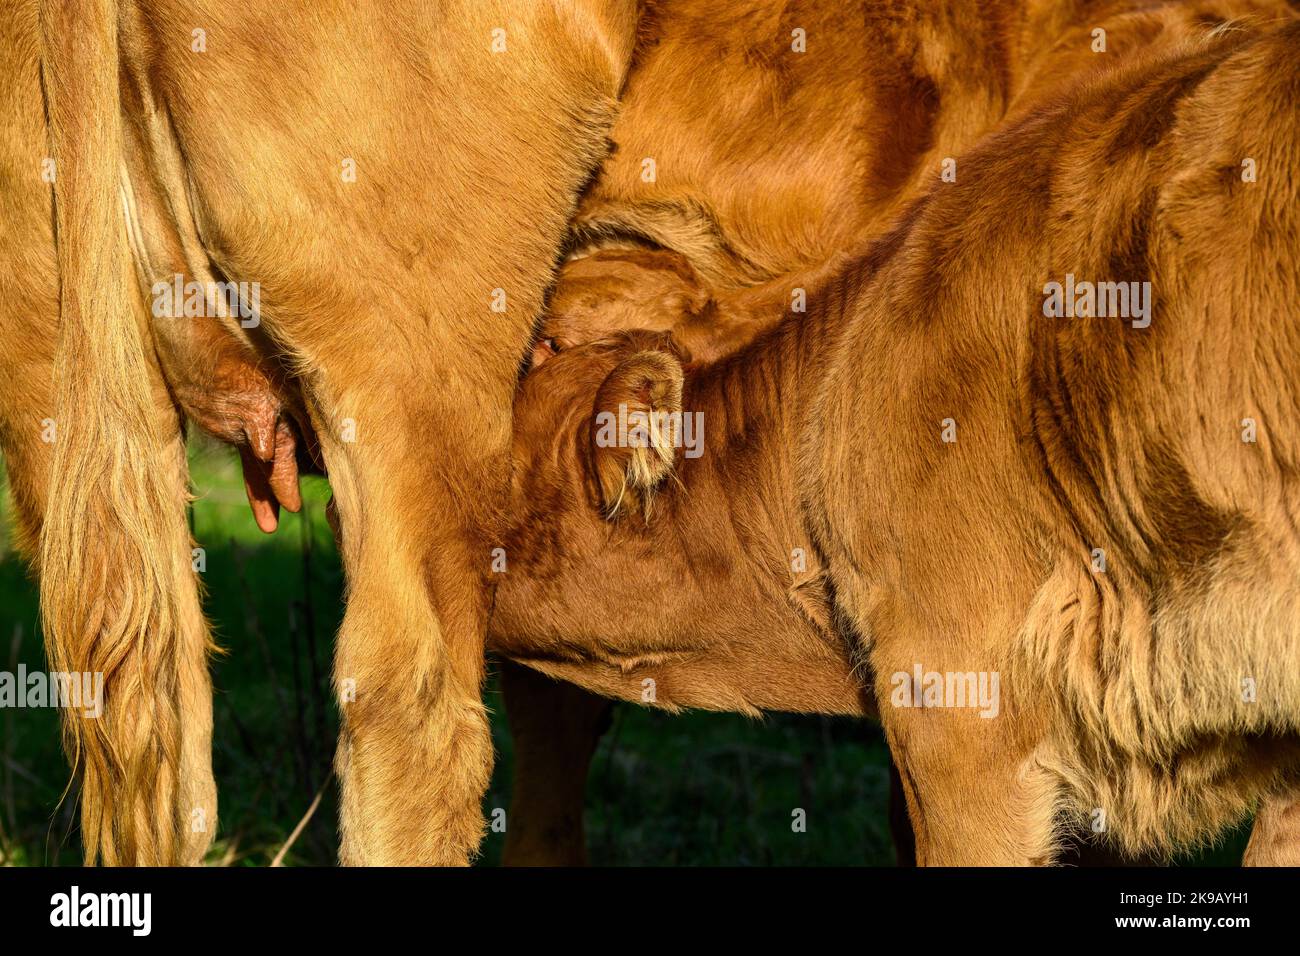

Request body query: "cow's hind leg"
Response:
[0, 265, 56, 563]
[325, 410, 505, 865]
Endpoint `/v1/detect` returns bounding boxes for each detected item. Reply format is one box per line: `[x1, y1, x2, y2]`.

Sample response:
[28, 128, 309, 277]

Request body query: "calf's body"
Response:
[493, 23, 1300, 862]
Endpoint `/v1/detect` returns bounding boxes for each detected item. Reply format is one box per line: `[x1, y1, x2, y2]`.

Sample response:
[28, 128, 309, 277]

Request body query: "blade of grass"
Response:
[270, 774, 330, 867]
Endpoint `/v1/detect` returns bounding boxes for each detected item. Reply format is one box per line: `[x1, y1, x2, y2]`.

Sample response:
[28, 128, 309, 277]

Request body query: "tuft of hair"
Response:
[591, 346, 684, 521]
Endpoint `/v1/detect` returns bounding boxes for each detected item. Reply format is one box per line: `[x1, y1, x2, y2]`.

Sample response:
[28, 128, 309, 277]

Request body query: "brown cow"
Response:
[5, 0, 1298, 866]
[490, 20, 1300, 863]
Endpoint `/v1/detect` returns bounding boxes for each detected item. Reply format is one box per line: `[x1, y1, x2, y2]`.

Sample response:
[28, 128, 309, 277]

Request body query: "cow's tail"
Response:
[38, 0, 215, 865]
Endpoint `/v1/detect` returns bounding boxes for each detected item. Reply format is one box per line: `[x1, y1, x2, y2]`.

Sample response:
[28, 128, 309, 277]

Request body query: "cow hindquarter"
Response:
[117, 0, 638, 864]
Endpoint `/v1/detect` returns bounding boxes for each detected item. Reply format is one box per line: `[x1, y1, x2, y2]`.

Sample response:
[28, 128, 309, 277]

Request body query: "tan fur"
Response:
[537, 249, 856, 368]
[0, 0, 57, 560]
[494, 329, 867, 717]
[5, 0, 305, 863]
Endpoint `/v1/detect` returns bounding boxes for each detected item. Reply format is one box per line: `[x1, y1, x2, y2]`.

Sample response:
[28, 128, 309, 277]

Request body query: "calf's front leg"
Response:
[499, 662, 613, 866]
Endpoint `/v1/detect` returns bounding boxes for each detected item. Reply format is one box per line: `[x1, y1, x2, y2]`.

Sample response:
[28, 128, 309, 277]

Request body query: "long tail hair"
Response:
[38, 0, 215, 865]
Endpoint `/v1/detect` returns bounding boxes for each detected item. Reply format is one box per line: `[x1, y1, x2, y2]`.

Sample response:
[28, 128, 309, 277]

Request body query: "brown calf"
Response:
[492, 21, 1300, 863]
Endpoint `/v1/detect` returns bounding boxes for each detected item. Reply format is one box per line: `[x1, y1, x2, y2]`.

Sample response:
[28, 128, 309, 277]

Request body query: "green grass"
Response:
[0, 442, 1250, 865]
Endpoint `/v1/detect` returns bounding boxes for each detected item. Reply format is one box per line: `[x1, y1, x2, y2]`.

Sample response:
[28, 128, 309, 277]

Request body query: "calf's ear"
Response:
[589, 349, 685, 520]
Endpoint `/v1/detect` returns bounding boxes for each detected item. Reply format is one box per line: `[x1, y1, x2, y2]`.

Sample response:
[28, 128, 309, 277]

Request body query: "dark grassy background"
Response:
[0, 442, 1250, 865]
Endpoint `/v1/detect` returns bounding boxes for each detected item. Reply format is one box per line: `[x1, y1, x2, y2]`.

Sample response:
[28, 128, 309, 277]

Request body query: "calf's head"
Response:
[512, 330, 688, 527]
[494, 327, 866, 715]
